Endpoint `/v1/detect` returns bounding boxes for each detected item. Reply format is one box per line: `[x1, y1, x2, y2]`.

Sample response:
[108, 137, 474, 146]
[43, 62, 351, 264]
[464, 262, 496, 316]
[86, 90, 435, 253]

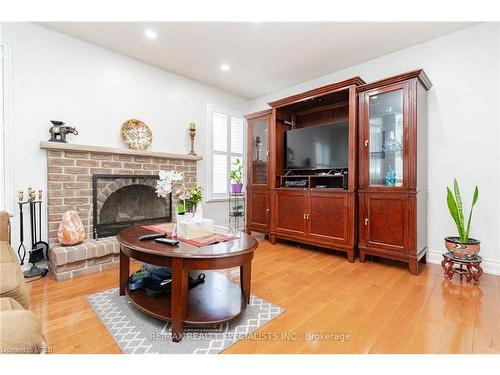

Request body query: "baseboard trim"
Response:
[426, 250, 500, 276]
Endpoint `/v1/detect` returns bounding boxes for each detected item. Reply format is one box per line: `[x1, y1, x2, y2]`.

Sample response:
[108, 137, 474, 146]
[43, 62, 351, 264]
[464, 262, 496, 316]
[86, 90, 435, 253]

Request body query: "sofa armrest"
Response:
[0, 211, 11, 244]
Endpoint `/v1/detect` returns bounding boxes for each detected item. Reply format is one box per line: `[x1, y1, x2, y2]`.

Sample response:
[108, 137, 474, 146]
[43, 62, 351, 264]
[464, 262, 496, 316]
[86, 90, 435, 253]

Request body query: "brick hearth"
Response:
[40, 142, 202, 280]
[49, 236, 121, 280]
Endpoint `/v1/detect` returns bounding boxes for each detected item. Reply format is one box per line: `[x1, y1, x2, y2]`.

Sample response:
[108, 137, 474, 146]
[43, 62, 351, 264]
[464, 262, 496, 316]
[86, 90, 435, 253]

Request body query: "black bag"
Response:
[136, 266, 206, 297]
[143, 273, 206, 297]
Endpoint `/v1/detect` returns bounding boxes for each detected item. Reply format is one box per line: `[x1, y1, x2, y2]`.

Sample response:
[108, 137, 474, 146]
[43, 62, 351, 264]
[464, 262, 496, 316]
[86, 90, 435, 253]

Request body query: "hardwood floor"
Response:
[27, 240, 500, 354]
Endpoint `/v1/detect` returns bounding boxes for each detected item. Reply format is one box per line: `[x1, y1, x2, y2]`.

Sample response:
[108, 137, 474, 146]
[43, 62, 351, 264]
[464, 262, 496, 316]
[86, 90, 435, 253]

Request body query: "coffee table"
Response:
[117, 225, 258, 342]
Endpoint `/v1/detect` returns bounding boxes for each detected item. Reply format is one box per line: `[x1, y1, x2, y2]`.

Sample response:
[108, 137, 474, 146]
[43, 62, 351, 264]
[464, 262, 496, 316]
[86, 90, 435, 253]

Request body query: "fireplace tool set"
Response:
[17, 187, 49, 278]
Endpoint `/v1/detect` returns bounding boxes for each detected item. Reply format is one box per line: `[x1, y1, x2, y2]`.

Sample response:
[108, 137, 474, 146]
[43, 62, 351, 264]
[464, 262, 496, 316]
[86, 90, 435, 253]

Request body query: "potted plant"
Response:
[231, 204, 244, 217]
[445, 179, 479, 259]
[185, 186, 204, 213]
[229, 158, 244, 193]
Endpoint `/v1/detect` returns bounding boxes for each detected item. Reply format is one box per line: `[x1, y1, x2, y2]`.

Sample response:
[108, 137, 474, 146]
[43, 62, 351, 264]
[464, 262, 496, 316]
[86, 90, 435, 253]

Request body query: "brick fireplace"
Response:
[40, 142, 201, 280]
[93, 174, 172, 238]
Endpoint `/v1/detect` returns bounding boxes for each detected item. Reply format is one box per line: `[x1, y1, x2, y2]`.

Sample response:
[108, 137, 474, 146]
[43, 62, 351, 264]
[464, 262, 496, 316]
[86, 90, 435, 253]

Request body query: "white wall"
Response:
[0, 22, 5, 211]
[3, 22, 499, 274]
[250, 23, 500, 273]
[1, 22, 250, 257]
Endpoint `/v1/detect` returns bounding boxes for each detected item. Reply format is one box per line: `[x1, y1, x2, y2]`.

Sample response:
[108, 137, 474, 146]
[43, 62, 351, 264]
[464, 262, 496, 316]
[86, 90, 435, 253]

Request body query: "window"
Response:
[207, 103, 245, 201]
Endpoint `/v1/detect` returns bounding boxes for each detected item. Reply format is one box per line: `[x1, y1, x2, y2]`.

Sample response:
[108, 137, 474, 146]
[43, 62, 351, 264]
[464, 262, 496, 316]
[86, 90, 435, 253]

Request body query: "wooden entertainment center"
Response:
[244, 69, 431, 274]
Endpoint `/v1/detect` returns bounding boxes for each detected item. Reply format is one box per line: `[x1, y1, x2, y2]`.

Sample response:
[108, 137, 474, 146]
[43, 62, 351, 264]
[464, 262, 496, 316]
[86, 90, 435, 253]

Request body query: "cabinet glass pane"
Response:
[368, 89, 404, 187]
[251, 120, 268, 184]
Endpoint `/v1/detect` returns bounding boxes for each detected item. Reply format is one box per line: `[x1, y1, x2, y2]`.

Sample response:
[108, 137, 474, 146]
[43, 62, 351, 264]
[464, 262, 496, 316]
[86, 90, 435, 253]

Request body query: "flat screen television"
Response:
[284, 122, 349, 170]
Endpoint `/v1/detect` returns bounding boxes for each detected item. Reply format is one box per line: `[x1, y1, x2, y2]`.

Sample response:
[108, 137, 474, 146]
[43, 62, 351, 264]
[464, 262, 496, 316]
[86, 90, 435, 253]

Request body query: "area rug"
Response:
[87, 288, 285, 354]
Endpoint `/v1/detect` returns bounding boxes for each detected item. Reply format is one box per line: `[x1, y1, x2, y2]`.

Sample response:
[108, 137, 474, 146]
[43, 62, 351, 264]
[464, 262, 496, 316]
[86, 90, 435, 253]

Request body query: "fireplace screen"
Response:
[92, 174, 172, 238]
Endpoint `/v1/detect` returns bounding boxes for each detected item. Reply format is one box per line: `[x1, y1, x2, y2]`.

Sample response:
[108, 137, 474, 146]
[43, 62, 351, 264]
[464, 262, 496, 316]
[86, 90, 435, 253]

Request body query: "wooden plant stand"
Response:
[441, 252, 483, 284]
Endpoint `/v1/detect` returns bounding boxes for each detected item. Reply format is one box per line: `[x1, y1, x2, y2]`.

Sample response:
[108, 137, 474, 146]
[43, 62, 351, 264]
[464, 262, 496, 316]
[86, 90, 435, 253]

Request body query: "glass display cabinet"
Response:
[358, 70, 432, 275]
[244, 109, 272, 234]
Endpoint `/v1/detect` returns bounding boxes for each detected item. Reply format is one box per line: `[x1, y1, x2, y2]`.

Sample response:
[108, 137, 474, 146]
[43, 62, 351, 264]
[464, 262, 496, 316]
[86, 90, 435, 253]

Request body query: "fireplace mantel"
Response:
[40, 141, 202, 161]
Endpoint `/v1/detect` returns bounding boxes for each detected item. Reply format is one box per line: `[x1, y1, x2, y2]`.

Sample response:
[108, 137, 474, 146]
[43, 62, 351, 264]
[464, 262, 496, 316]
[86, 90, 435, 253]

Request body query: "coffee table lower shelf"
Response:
[125, 271, 245, 325]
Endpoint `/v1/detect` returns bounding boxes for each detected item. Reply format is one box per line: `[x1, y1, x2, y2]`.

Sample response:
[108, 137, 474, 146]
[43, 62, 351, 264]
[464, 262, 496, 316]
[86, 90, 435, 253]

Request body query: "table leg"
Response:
[240, 262, 252, 305]
[171, 258, 188, 342]
[119, 246, 130, 296]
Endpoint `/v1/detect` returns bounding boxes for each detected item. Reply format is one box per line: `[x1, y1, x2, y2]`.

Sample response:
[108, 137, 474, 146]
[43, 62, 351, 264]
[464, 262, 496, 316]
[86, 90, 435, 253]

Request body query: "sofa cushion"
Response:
[0, 211, 10, 243]
[0, 307, 44, 354]
[0, 241, 18, 264]
[0, 297, 24, 311]
[0, 263, 29, 309]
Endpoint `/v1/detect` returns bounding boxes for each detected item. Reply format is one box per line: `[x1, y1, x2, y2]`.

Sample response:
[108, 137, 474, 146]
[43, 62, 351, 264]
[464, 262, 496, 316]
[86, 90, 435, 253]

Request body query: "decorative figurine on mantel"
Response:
[188, 122, 197, 156]
[48, 120, 79, 143]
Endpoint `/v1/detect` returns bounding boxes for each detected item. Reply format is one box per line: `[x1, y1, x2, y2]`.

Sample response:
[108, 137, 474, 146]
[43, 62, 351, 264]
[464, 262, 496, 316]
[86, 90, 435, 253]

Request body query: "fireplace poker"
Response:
[17, 190, 28, 265]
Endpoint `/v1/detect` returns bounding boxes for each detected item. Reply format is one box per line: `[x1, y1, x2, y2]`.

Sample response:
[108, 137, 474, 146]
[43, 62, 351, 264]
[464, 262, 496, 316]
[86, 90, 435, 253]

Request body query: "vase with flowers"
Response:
[176, 186, 204, 214]
[156, 170, 184, 217]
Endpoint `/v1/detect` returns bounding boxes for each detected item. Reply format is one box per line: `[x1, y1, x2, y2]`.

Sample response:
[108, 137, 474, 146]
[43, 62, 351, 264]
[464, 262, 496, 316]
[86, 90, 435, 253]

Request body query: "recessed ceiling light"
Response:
[220, 64, 230, 72]
[144, 29, 157, 40]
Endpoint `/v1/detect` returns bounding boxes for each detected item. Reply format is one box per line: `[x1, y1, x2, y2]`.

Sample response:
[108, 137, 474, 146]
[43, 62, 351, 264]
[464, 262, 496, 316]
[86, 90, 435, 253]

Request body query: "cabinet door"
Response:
[273, 190, 306, 237]
[247, 190, 270, 231]
[307, 192, 349, 245]
[360, 83, 409, 190]
[360, 193, 408, 253]
[247, 116, 270, 188]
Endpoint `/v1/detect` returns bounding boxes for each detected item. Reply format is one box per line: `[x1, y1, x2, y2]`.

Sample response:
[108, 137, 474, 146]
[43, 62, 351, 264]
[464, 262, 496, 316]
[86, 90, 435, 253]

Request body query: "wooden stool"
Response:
[441, 252, 483, 284]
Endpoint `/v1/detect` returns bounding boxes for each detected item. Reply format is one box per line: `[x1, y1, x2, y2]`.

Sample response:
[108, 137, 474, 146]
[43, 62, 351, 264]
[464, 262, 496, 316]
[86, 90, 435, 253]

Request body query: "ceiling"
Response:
[40, 22, 474, 99]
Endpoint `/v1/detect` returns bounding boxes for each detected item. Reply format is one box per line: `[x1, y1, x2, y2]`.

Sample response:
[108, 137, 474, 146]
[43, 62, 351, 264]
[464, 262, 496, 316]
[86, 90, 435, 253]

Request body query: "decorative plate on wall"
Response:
[120, 119, 153, 150]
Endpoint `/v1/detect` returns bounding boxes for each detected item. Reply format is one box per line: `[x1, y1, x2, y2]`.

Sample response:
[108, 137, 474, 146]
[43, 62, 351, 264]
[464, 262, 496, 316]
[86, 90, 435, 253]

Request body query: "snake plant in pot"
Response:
[445, 179, 480, 259]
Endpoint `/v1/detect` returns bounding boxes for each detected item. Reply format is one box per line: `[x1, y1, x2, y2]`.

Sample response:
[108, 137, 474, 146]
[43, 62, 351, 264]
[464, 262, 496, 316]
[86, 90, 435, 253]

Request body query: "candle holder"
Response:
[188, 122, 197, 156]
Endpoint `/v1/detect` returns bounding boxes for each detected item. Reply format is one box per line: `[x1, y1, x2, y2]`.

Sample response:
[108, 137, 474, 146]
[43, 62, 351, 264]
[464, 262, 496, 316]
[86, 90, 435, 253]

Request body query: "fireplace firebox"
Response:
[92, 174, 172, 238]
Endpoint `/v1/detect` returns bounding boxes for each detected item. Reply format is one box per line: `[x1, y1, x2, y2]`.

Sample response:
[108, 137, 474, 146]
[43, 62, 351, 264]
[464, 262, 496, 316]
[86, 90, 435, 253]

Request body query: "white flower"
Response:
[159, 170, 168, 180]
[156, 170, 183, 198]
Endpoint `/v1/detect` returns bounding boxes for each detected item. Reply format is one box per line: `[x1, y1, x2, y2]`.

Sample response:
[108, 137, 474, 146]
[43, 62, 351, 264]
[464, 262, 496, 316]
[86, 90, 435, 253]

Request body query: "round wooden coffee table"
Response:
[117, 225, 258, 342]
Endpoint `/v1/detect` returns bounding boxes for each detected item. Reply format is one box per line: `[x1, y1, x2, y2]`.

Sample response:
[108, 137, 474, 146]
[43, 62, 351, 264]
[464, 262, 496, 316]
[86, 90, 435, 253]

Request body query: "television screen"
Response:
[284, 122, 349, 170]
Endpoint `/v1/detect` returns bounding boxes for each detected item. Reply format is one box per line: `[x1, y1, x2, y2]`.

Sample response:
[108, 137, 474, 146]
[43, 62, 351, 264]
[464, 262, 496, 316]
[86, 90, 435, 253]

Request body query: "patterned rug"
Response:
[87, 288, 285, 354]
